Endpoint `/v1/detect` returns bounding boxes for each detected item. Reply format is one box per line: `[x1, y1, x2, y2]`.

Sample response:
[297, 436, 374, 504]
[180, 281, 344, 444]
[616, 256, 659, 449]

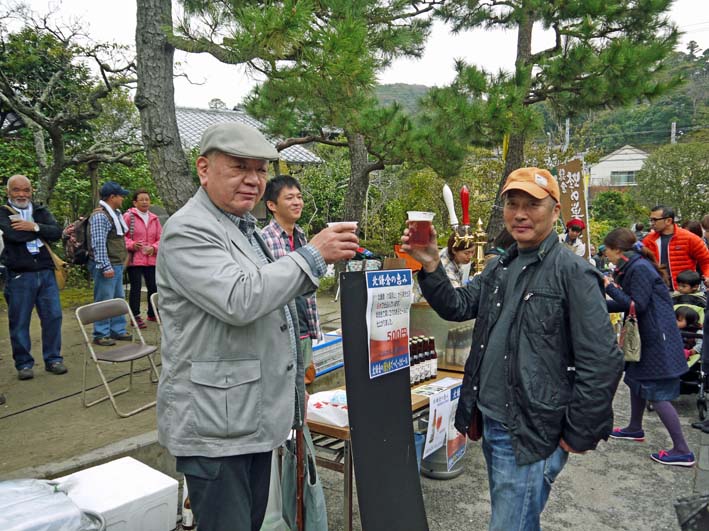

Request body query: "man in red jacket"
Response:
[643, 205, 709, 290]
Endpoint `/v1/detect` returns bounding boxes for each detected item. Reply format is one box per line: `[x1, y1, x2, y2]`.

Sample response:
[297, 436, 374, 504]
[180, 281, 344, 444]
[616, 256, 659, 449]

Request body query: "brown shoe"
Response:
[110, 333, 133, 341]
[93, 337, 116, 346]
[45, 362, 68, 375]
[17, 368, 34, 380]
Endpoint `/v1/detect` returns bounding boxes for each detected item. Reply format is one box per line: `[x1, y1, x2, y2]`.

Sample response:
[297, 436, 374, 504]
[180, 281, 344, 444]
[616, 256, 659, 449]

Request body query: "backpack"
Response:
[62, 216, 91, 265]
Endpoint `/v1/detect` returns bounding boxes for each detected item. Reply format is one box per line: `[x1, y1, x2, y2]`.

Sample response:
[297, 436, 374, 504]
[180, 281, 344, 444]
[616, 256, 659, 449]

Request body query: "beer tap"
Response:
[442, 184, 459, 230]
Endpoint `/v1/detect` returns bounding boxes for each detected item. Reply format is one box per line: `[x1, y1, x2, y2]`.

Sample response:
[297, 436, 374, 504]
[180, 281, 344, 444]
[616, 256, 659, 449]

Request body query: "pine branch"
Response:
[276, 135, 348, 151]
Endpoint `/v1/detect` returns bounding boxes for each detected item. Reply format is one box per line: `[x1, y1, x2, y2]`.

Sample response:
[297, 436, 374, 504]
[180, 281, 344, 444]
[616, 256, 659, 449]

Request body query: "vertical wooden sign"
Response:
[557, 158, 591, 259]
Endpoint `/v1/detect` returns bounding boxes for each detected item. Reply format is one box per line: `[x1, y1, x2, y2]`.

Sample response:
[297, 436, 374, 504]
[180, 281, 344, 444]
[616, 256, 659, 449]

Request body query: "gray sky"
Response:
[22, 0, 709, 109]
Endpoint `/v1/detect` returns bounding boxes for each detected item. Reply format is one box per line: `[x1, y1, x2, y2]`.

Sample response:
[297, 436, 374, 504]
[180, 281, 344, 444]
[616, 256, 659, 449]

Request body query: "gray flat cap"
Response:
[199, 122, 280, 161]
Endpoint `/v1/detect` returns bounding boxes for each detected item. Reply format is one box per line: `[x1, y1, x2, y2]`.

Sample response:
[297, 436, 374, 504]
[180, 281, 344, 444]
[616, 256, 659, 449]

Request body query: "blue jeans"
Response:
[89, 260, 127, 339]
[4, 269, 63, 370]
[482, 416, 569, 531]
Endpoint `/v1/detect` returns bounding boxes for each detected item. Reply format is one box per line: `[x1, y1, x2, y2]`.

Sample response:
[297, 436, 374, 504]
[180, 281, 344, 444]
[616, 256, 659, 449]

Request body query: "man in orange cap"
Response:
[561, 217, 586, 257]
[403, 167, 622, 530]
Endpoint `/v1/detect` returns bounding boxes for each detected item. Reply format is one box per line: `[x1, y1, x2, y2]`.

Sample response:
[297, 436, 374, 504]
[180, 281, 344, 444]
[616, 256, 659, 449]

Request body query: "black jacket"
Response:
[419, 230, 623, 465]
[0, 203, 62, 272]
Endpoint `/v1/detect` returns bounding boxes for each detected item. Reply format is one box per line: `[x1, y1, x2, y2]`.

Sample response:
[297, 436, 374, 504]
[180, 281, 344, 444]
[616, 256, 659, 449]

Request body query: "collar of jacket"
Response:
[499, 230, 560, 267]
[613, 250, 640, 281]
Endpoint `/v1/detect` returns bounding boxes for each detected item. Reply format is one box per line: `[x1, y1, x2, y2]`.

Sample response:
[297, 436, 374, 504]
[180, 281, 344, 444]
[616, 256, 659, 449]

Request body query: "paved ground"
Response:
[0, 290, 707, 530]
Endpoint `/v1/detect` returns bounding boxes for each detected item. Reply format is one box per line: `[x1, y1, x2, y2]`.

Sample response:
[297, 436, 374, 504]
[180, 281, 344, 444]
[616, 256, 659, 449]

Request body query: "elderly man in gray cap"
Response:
[156, 122, 358, 531]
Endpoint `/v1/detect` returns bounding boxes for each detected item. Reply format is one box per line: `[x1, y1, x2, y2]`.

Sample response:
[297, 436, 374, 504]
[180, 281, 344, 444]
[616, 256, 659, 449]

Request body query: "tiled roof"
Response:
[175, 107, 322, 164]
[597, 144, 648, 163]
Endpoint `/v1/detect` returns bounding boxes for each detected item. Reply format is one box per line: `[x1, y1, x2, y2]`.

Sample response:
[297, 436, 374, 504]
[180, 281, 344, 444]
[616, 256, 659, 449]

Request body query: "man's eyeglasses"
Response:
[649, 216, 669, 223]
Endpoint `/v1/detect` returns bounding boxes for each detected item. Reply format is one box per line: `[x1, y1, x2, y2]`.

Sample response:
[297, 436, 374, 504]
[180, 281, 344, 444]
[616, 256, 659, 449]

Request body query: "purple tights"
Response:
[626, 391, 690, 455]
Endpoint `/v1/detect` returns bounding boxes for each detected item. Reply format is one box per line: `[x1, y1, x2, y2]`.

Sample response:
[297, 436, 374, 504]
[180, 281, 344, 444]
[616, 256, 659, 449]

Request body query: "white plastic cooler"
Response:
[56, 456, 178, 531]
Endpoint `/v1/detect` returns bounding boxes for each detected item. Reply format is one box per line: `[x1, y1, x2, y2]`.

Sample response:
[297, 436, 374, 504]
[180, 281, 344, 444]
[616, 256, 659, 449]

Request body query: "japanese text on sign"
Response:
[365, 269, 413, 379]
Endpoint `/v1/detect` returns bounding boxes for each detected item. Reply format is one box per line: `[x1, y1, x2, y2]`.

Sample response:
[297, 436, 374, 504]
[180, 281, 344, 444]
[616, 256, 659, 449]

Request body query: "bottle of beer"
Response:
[182, 480, 195, 530]
[420, 338, 429, 382]
[428, 337, 438, 379]
[423, 338, 432, 381]
[413, 339, 422, 385]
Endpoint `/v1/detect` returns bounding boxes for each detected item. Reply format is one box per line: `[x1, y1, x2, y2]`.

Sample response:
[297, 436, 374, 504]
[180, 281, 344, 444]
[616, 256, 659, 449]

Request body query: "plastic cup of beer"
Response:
[327, 221, 358, 233]
[407, 211, 435, 247]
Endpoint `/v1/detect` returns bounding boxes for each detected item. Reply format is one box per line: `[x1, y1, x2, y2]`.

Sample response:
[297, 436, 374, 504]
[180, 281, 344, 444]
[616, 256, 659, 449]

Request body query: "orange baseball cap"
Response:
[501, 167, 560, 203]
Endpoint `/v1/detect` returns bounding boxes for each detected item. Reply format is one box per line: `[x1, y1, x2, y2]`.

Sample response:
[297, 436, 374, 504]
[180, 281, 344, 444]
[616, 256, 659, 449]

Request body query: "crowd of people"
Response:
[0, 178, 164, 403]
[2, 122, 709, 529]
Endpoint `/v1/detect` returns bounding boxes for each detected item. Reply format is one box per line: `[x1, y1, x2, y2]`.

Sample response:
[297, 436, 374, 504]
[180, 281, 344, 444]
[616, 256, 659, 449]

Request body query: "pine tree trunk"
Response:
[135, 0, 195, 214]
[486, 11, 535, 239]
[343, 132, 378, 225]
[88, 161, 100, 208]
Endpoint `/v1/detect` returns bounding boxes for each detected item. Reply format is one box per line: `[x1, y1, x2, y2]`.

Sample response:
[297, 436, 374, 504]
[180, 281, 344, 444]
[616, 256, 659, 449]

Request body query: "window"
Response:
[610, 171, 637, 186]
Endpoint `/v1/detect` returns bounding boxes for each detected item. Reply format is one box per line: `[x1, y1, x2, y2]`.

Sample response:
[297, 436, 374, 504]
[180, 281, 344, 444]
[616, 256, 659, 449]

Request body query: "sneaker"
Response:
[45, 362, 68, 375]
[93, 337, 116, 346]
[132, 316, 147, 329]
[17, 367, 34, 380]
[110, 333, 133, 341]
[609, 427, 645, 441]
[147, 316, 157, 322]
[0, 393, 6, 405]
[650, 450, 695, 467]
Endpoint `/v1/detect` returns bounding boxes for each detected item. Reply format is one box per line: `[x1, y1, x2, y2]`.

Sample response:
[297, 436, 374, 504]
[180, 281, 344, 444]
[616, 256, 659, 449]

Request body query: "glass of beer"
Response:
[407, 211, 435, 248]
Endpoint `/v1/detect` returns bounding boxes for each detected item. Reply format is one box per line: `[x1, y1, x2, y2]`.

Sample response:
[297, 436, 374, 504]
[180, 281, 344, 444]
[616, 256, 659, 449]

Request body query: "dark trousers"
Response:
[127, 266, 157, 318]
[177, 452, 272, 531]
[4, 269, 62, 369]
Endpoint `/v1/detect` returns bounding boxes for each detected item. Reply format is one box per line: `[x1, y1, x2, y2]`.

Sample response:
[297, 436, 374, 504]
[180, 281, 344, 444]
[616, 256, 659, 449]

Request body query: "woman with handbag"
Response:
[123, 189, 162, 328]
[603, 228, 693, 466]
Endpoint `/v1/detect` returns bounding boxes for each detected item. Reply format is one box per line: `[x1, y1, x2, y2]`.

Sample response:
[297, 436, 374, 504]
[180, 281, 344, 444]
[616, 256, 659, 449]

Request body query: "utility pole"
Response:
[563, 118, 570, 152]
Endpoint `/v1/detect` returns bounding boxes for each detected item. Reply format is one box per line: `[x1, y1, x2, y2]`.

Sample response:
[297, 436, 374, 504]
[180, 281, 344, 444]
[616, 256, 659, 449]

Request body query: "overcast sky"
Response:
[21, 0, 709, 109]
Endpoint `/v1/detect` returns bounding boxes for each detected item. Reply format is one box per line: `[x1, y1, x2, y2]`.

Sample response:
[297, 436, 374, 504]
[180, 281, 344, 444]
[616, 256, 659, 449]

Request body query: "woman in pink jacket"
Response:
[123, 189, 162, 328]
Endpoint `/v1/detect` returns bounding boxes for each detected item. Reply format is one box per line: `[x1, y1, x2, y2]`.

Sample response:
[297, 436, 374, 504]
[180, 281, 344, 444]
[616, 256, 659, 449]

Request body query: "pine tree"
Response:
[434, 0, 680, 236]
[167, 0, 441, 223]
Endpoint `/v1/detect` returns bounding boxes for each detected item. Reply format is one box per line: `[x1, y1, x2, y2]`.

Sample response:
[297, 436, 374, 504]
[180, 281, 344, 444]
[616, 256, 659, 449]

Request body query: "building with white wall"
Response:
[589, 145, 648, 188]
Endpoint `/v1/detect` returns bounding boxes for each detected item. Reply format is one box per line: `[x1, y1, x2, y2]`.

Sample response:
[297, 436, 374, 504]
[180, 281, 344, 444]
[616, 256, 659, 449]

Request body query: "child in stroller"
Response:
[672, 271, 707, 419]
[676, 306, 703, 360]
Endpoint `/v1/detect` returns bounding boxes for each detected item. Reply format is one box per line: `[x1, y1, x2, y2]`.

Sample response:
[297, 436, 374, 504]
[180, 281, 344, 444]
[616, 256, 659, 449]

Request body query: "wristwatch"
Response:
[33, 224, 39, 232]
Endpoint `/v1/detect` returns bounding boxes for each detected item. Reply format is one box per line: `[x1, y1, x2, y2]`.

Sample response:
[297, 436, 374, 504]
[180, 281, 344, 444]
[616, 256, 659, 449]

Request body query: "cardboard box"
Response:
[313, 333, 344, 376]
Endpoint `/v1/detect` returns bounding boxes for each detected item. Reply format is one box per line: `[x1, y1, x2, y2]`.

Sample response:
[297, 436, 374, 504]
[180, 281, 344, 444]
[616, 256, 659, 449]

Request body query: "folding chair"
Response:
[75, 298, 160, 418]
[150, 292, 161, 328]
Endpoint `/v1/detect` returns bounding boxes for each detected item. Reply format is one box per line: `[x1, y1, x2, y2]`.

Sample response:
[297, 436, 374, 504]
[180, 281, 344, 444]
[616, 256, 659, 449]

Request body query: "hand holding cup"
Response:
[309, 222, 359, 264]
[401, 212, 439, 272]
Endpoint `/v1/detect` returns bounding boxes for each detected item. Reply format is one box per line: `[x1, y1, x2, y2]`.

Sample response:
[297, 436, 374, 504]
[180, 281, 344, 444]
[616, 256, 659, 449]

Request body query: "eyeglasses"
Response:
[649, 216, 669, 223]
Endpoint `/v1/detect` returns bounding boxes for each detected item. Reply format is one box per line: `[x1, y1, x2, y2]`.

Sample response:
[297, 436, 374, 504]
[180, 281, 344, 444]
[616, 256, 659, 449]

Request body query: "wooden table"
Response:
[307, 370, 462, 531]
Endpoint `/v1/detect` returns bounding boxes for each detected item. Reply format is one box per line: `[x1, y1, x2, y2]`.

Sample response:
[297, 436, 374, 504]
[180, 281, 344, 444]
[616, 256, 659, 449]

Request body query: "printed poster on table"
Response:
[446, 384, 466, 470]
[365, 269, 413, 379]
[423, 389, 450, 459]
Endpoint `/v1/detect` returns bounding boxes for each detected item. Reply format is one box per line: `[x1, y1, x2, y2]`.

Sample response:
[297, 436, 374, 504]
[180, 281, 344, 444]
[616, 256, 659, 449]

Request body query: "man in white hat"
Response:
[156, 122, 358, 530]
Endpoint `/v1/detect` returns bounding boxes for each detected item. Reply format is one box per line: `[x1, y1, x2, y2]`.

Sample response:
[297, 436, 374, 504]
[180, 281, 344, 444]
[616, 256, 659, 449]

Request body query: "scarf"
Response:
[99, 199, 128, 235]
[8, 201, 43, 254]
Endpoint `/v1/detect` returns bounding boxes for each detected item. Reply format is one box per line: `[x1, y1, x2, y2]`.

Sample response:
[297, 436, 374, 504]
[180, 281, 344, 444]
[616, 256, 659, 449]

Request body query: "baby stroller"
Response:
[675, 295, 707, 419]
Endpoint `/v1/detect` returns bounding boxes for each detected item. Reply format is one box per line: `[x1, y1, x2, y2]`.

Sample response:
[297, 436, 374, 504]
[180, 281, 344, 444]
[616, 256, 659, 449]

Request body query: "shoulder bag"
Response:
[619, 301, 641, 362]
[282, 426, 328, 531]
[123, 211, 135, 268]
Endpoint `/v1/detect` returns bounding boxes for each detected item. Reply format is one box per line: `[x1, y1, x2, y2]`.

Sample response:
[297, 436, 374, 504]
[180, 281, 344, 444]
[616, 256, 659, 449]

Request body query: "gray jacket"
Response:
[156, 187, 317, 457]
